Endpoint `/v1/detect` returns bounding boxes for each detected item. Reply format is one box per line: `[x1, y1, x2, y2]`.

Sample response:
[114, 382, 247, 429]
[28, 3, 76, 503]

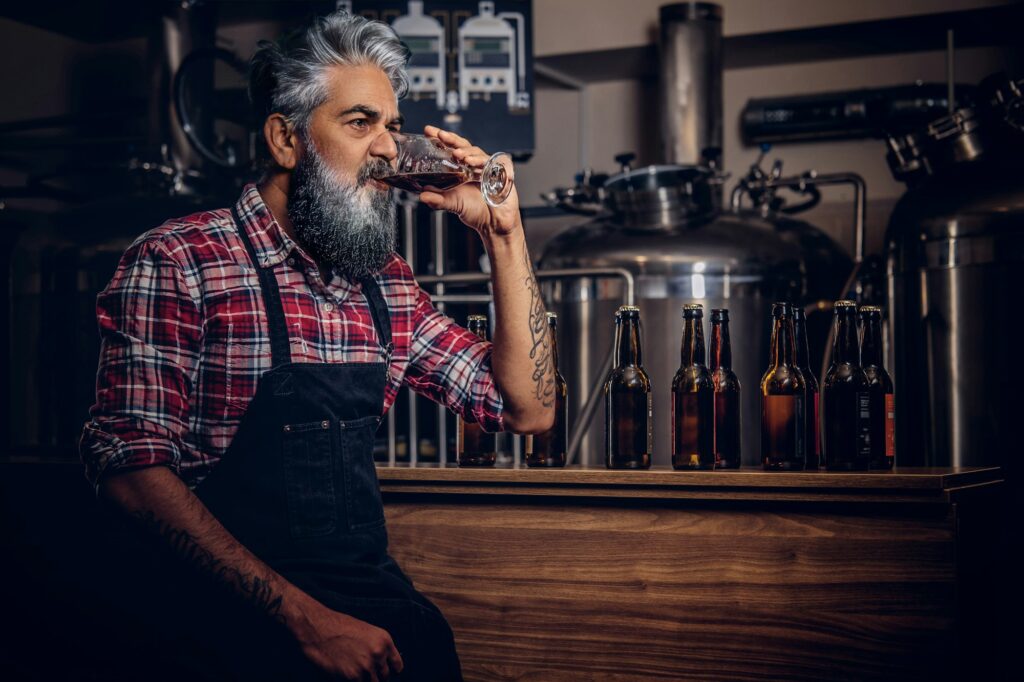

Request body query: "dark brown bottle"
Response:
[457, 315, 497, 467]
[526, 312, 568, 467]
[604, 306, 652, 469]
[860, 306, 895, 470]
[710, 309, 741, 469]
[793, 307, 821, 470]
[822, 301, 871, 471]
[760, 302, 807, 471]
[672, 304, 715, 470]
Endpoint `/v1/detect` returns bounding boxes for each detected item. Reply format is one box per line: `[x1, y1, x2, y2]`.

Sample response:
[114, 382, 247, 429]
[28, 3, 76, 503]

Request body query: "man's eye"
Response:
[350, 119, 368, 129]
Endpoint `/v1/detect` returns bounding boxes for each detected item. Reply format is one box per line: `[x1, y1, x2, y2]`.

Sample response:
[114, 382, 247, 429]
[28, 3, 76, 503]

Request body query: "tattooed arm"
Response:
[100, 466, 403, 679]
[419, 126, 555, 434]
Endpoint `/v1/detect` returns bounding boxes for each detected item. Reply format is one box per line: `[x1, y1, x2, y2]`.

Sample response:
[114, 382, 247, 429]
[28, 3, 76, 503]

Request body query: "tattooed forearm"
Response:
[132, 509, 285, 623]
[523, 243, 555, 408]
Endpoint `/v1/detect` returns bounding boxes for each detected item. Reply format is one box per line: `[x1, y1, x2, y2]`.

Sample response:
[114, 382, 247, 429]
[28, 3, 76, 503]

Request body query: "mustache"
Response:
[358, 158, 393, 186]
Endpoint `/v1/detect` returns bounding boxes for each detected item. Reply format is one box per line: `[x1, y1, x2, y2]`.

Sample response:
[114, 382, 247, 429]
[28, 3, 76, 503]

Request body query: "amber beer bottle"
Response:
[822, 301, 871, 471]
[760, 302, 807, 470]
[604, 306, 652, 469]
[793, 307, 821, 469]
[672, 304, 715, 470]
[525, 312, 568, 467]
[457, 315, 497, 467]
[710, 309, 741, 469]
[860, 306, 895, 469]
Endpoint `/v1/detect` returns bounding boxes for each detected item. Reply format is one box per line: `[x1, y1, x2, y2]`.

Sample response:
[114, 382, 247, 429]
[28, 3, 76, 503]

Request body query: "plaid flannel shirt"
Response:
[80, 183, 503, 489]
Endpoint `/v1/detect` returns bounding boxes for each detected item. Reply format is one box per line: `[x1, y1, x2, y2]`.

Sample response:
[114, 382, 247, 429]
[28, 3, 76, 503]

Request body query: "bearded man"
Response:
[79, 10, 553, 682]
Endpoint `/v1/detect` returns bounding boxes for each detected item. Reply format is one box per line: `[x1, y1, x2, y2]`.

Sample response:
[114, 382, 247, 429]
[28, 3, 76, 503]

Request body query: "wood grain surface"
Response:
[383, 493, 979, 681]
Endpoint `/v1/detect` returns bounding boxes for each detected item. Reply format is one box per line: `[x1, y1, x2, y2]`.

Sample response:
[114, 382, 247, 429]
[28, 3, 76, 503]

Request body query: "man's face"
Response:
[286, 63, 403, 280]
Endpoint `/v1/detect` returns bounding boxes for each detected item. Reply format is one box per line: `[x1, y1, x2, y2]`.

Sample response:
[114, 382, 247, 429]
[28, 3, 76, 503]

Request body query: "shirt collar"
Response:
[233, 183, 296, 269]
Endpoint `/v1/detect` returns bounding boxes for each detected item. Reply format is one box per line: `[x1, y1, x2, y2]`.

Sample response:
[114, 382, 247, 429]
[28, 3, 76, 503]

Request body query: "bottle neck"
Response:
[861, 316, 883, 367]
[616, 317, 642, 367]
[681, 317, 705, 367]
[771, 316, 795, 368]
[710, 319, 731, 370]
[794, 314, 811, 369]
[833, 309, 861, 365]
[549, 321, 560, 370]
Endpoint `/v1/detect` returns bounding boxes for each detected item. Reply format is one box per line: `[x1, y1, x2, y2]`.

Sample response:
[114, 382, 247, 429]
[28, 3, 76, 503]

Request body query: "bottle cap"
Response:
[545, 311, 558, 320]
[860, 305, 882, 313]
[467, 314, 487, 322]
[617, 305, 640, 314]
[834, 300, 858, 308]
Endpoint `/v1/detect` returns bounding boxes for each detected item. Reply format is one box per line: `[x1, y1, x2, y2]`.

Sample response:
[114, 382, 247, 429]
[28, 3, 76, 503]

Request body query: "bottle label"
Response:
[812, 391, 820, 457]
[856, 392, 872, 458]
[885, 393, 896, 458]
[647, 392, 654, 454]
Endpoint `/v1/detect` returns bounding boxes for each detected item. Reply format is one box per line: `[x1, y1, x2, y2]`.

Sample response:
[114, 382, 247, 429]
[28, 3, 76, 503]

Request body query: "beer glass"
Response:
[374, 132, 515, 207]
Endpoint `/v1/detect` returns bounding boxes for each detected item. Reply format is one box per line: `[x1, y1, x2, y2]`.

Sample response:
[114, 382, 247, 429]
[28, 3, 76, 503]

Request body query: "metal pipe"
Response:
[946, 29, 956, 114]
[566, 342, 614, 466]
[416, 267, 636, 305]
[401, 201, 418, 465]
[431, 294, 493, 304]
[731, 171, 867, 264]
[431, 210, 448, 466]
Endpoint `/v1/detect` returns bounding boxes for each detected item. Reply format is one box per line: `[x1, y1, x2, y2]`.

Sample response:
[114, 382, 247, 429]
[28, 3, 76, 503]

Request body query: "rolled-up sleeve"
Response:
[404, 285, 504, 433]
[79, 235, 201, 490]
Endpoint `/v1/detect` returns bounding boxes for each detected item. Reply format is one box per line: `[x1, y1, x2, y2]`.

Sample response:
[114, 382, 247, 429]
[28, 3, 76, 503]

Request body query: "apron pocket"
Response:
[282, 420, 337, 538]
[339, 416, 386, 532]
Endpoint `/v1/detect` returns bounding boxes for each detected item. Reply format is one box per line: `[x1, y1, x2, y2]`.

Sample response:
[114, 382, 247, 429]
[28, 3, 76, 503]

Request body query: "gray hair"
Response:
[249, 11, 409, 134]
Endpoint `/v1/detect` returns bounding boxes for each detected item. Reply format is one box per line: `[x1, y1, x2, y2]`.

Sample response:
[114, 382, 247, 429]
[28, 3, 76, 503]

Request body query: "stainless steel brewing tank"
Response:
[886, 103, 1024, 469]
[540, 163, 821, 466]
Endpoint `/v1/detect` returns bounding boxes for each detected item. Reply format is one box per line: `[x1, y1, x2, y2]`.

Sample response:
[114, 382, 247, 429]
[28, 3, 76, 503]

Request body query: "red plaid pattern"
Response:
[80, 184, 503, 488]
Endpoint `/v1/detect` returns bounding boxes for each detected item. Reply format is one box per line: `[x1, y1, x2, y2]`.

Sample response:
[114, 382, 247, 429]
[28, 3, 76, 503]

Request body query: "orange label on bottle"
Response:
[885, 394, 895, 458]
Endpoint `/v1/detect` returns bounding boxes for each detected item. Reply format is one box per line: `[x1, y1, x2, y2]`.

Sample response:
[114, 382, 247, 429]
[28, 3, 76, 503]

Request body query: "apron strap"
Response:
[360, 275, 394, 372]
[231, 204, 292, 368]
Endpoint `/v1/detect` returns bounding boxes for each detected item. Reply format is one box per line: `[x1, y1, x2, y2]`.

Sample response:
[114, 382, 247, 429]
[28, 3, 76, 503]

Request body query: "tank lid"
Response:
[602, 164, 715, 230]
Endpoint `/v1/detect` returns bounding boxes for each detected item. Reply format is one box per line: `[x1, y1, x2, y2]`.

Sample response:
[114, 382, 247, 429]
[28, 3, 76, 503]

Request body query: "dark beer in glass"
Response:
[672, 304, 715, 470]
[761, 303, 807, 471]
[822, 301, 871, 471]
[457, 315, 497, 467]
[526, 312, 568, 467]
[710, 309, 741, 469]
[604, 306, 652, 469]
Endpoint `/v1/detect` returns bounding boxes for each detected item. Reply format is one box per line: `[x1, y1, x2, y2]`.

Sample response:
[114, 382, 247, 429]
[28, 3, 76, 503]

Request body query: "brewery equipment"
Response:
[392, 1, 447, 109]
[457, 1, 528, 110]
[885, 73, 1024, 470]
[539, 3, 855, 466]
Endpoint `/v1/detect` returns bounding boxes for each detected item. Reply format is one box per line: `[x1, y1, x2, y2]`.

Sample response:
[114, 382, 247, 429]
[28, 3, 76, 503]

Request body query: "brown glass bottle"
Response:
[860, 306, 895, 470]
[822, 301, 871, 471]
[672, 304, 715, 470]
[457, 315, 497, 467]
[604, 306, 652, 469]
[760, 302, 807, 471]
[793, 307, 821, 469]
[710, 309, 741, 469]
[526, 312, 568, 467]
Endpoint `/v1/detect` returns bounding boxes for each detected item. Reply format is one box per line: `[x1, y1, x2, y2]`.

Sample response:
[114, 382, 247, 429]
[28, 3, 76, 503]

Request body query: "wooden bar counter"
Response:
[378, 464, 1003, 681]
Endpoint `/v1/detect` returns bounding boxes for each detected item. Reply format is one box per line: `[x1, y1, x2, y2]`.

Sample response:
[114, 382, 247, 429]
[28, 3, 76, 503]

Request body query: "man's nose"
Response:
[370, 130, 398, 162]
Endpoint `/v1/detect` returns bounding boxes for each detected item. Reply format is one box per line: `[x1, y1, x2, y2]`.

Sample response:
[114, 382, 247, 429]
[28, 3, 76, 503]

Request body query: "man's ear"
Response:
[264, 113, 300, 170]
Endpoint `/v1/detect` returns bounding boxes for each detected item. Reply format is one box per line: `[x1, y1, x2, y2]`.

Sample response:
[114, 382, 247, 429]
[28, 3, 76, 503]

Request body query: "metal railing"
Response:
[388, 203, 634, 466]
